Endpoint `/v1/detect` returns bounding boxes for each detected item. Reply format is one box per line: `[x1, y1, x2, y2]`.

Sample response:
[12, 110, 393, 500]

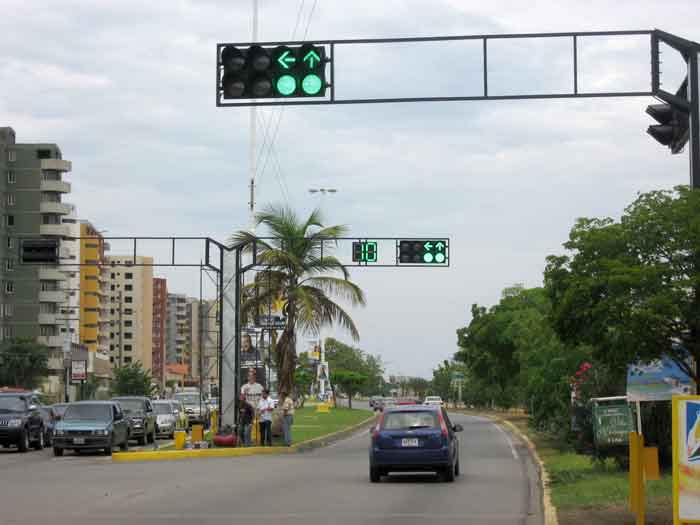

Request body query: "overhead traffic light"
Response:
[21, 238, 59, 264]
[219, 43, 329, 99]
[398, 240, 448, 265]
[352, 241, 378, 263]
[646, 78, 689, 154]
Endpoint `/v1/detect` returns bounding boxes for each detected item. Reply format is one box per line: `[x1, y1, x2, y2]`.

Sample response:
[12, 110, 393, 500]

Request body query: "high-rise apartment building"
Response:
[105, 256, 153, 371]
[152, 278, 167, 387]
[165, 294, 200, 382]
[0, 127, 74, 396]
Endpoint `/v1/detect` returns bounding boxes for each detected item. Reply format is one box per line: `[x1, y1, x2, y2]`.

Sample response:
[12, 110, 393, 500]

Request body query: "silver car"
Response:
[152, 401, 177, 438]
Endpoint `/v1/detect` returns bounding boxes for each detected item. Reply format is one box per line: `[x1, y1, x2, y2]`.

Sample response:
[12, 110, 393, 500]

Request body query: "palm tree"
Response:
[229, 205, 366, 395]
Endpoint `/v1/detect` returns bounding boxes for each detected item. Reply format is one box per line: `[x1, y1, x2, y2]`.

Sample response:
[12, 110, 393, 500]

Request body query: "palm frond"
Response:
[304, 256, 350, 279]
[300, 276, 366, 307]
[293, 285, 361, 341]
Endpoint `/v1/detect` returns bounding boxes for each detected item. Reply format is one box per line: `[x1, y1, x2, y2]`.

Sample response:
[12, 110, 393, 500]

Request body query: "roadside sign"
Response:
[673, 395, 700, 523]
[451, 371, 465, 381]
[71, 360, 87, 383]
[592, 402, 634, 447]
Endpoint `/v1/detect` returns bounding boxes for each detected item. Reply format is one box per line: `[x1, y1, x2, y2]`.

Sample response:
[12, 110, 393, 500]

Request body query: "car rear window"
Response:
[382, 411, 438, 430]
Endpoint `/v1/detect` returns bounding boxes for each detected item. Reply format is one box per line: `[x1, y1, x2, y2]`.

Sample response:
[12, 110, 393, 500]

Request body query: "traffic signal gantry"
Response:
[218, 43, 329, 100]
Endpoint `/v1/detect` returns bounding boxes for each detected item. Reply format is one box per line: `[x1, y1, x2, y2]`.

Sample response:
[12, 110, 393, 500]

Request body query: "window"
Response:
[110, 344, 114, 351]
[5, 281, 14, 294]
[110, 356, 114, 363]
[4, 304, 13, 317]
[37, 149, 52, 159]
[124, 284, 133, 291]
[124, 308, 133, 315]
[125, 273, 133, 279]
[6, 194, 14, 206]
[6, 215, 14, 227]
[124, 320, 133, 327]
[7, 151, 15, 162]
[42, 170, 60, 181]
[40, 303, 57, 314]
[124, 344, 132, 351]
[3, 326, 13, 338]
[124, 296, 133, 303]
[6, 238, 13, 249]
[111, 273, 115, 279]
[40, 325, 56, 336]
[5, 259, 13, 272]
[42, 215, 60, 225]
[110, 309, 115, 315]
[124, 357, 132, 364]
[124, 332, 133, 340]
[7, 171, 15, 184]
[40, 281, 58, 291]
[109, 332, 114, 338]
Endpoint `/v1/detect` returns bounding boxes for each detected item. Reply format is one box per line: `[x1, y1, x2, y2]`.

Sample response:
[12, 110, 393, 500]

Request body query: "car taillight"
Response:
[438, 411, 449, 438]
[372, 412, 385, 441]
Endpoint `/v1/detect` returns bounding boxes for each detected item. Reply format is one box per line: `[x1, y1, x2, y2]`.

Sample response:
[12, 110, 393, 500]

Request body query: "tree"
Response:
[294, 352, 315, 407]
[545, 186, 700, 391]
[111, 362, 157, 397]
[0, 338, 49, 390]
[330, 370, 368, 409]
[230, 206, 366, 396]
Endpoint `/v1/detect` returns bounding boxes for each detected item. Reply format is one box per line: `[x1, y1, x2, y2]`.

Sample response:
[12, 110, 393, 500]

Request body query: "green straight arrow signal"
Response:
[435, 241, 445, 251]
[277, 50, 296, 69]
[423, 242, 433, 252]
[303, 50, 321, 68]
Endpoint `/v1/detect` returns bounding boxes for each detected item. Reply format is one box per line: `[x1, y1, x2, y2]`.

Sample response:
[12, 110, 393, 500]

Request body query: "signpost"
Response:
[70, 360, 87, 383]
[592, 401, 635, 447]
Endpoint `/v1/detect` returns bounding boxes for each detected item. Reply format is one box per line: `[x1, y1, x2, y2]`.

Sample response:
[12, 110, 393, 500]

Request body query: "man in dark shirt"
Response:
[238, 394, 254, 446]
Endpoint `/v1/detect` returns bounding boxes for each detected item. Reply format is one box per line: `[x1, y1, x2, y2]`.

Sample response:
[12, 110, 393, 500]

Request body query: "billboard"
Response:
[627, 354, 693, 402]
[71, 360, 87, 382]
[673, 396, 700, 523]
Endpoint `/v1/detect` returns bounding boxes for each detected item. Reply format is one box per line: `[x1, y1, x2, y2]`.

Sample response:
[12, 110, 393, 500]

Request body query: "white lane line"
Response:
[493, 421, 519, 460]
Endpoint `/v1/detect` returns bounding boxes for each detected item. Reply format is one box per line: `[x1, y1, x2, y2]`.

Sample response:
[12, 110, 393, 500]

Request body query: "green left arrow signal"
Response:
[303, 50, 321, 68]
[277, 50, 296, 69]
[423, 241, 433, 252]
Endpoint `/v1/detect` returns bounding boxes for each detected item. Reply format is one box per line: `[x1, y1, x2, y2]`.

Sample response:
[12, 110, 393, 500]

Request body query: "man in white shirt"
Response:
[241, 367, 263, 406]
[256, 389, 274, 446]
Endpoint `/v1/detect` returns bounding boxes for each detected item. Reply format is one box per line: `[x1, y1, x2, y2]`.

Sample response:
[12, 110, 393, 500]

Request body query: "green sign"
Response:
[451, 372, 465, 381]
[592, 402, 634, 447]
[399, 239, 449, 265]
[352, 241, 378, 263]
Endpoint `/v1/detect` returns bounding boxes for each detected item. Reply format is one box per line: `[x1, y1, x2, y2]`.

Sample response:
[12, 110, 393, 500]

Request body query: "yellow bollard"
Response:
[210, 409, 218, 435]
[191, 424, 204, 442]
[252, 415, 260, 444]
[628, 431, 646, 525]
[174, 430, 187, 450]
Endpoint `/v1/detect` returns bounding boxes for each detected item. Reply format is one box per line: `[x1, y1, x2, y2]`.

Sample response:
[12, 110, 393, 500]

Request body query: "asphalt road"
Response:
[0, 413, 542, 525]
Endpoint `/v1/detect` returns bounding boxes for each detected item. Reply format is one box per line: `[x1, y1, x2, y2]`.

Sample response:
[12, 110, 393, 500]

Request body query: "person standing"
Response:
[241, 367, 264, 406]
[281, 391, 295, 447]
[257, 389, 274, 446]
[238, 394, 254, 446]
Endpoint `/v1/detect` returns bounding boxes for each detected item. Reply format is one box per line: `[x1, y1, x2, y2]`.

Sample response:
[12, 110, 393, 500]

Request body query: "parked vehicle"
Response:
[369, 396, 384, 409]
[38, 406, 57, 446]
[111, 396, 156, 445]
[152, 401, 177, 438]
[51, 403, 69, 419]
[174, 392, 209, 428]
[53, 401, 130, 456]
[423, 396, 444, 406]
[369, 405, 462, 483]
[0, 392, 45, 452]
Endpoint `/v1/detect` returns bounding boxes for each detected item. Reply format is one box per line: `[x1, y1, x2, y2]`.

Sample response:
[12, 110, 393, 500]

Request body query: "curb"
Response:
[295, 412, 376, 452]
[112, 446, 298, 462]
[462, 411, 558, 525]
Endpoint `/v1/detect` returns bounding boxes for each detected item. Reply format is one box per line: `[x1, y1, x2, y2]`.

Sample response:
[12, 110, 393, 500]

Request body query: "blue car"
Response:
[369, 405, 462, 483]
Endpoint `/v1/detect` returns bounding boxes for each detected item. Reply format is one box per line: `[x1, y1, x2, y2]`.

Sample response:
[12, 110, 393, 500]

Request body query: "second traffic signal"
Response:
[220, 43, 328, 99]
[398, 240, 448, 265]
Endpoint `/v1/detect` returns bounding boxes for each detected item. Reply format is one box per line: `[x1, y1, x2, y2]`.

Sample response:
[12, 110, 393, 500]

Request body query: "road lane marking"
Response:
[493, 421, 519, 460]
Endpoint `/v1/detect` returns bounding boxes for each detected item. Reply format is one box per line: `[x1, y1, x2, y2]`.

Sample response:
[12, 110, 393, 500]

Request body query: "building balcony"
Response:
[38, 313, 59, 325]
[39, 290, 67, 303]
[40, 179, 71, 193]
[38, 267, 67, 281]
[41, 159, 72, 172]
[38, 335, 65, 348]
[40, 202, 73, 215]
[40, 224, 71, 237]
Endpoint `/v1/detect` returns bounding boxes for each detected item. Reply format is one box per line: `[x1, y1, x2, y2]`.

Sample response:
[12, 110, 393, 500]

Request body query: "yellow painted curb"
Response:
[112, 446, 297, 463]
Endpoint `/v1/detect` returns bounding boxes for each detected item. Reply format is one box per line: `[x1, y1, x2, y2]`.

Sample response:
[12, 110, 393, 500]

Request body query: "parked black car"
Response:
[0, 392, 45, 452]
[53, 401, 130, 456]
[111, 396, 156, 445]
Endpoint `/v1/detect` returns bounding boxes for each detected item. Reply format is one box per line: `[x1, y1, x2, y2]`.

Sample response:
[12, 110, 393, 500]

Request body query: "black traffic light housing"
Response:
[219, 43, 329, 99]
[21, 238, 59, 264]
[646, 77, 690, 154]
[398, 239, 448, 265]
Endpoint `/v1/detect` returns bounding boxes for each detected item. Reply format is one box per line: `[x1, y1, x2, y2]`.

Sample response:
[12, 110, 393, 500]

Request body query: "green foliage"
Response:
[294, 352, 315, 402]
[231, 205, 366, 395]
[0, 337, 50, 390]
[111, 362, 157, 397]
[544, 186, 700, 389]
[330, 370, 368, 409]
[325, 337, 385, 397]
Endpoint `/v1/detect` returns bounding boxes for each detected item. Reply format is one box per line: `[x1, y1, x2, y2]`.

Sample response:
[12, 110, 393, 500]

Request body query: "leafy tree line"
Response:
[446, 186, 700, 457]
[324, 337, 386, 407]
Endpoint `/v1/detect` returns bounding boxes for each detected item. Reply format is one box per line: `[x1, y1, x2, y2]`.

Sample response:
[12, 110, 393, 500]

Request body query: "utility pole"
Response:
[248, 0, 259, 231]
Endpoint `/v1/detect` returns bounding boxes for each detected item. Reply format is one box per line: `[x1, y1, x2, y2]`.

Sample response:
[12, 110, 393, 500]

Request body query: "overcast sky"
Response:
[1, 0, 697, 378]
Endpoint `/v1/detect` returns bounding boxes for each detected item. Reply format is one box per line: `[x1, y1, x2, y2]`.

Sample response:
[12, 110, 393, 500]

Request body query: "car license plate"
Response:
[401, 438, 419, 447]
[73, 437, 85, 445]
